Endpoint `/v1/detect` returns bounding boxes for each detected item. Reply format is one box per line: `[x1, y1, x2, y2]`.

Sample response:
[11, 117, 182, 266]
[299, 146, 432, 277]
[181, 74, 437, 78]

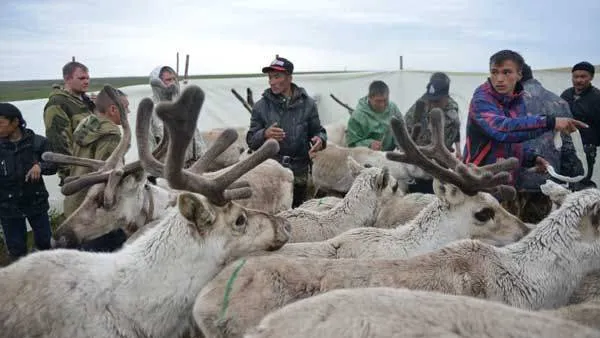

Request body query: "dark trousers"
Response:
[291, 168, 310, 208]
[1, 212, 52, 260]
[78, 229, 128, 253]
[571, 145, 597, 191]
[407, 178, 434, 194]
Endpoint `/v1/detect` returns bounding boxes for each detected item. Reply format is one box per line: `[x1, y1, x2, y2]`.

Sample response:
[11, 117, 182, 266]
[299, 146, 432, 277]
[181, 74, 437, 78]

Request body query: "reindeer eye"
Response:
[235, 214, 247, 227]
[474, 208, 495, 223]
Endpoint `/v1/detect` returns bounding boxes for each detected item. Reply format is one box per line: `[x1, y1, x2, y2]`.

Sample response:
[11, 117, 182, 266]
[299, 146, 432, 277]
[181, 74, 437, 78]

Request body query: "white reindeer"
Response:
[0, 85, 291, 338]
[272, 110, 529, 259]
[275, 156, 402, 243]
[245, 288, 600, 338]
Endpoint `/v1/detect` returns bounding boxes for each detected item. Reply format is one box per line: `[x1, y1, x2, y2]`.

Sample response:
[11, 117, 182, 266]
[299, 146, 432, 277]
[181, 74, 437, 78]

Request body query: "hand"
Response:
[264, 122, 286, 141]
[554, 118, 588, 134]
[308, 136, 323, 158]
[25, 163, 41, 182]
[370, 140, 382, 151]
[455, 150, 462, 161]
[534, 156, 550, 174]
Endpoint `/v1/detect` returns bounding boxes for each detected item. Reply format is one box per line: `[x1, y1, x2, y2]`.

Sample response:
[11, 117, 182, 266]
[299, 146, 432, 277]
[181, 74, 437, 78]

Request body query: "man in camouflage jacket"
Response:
[43, 61, 95, 184]
[404, 72, 462, 156]
[404, 72, 461, 193]
[62, 88, 128, 217]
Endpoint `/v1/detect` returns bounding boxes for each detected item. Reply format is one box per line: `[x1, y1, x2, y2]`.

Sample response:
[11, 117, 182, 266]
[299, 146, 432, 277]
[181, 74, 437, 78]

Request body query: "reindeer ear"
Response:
[178, 193, 216, 235]
[376, 167, 391, 190]
[347, 156, 363, 177]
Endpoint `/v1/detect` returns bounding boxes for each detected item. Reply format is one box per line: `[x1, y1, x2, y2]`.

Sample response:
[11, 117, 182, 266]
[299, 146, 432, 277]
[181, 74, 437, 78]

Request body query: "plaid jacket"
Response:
[463, 79, 555, 185]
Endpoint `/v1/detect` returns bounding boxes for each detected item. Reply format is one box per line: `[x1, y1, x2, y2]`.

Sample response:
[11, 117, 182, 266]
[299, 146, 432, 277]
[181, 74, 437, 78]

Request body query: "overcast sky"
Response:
[1, 0, 598, 81]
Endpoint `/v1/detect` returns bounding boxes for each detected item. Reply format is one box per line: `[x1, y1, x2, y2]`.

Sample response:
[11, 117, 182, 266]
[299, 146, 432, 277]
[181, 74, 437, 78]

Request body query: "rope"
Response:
[216, 258, 247, 325]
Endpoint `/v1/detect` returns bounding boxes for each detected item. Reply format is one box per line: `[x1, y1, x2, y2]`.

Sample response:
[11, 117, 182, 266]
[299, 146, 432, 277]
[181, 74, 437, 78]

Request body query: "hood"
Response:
[355, 96, 393, 122]
[73, 114, 121, 147]
[149, 65, 180, 102]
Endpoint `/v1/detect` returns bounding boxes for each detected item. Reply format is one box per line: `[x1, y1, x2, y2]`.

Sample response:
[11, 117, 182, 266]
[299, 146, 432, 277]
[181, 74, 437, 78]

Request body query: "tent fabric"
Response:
[9, 69, 599, 212]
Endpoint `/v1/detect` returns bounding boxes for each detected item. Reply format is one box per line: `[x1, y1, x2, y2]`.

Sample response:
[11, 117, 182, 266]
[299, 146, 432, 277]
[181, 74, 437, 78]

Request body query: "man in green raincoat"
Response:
[346, 80, 401, 151]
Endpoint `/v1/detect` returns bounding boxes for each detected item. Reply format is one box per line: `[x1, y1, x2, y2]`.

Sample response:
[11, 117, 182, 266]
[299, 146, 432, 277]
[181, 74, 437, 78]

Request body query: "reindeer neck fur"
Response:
[498, 189, 600, 309]
[144, 183, 177, 221]
[109, 210, 228, 336]
[391, 197, 468, 254]
[317, 171, 381, 230]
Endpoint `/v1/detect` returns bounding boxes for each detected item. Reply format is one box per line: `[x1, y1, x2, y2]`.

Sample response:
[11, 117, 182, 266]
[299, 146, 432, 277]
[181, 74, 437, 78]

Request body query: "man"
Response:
[0, 103, 57, 262]
[346, 80, 401, 151]
[464, 50, 586, 206]
[405, 72, 462, 156]
[148, 65, 205, 167]
[43, 61, 95, 185]
[62, 86, 130, 252]
[62, 87, 129, 217]
[560, 61, 600, 190]
[246, 56, 328, 208]
[404, 72, 461, 193]
[516, 63, 583, 222]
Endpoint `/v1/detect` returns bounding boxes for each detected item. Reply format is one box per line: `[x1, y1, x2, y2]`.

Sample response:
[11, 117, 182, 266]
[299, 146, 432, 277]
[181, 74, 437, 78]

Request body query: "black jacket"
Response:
[0, 129, 57, 218]
[560, 85, 600, 146]
[246, 84, 328, 173]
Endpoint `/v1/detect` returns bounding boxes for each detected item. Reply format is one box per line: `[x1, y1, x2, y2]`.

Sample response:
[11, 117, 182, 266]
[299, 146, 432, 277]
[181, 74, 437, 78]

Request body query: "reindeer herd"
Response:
[1, 84, 600, 337]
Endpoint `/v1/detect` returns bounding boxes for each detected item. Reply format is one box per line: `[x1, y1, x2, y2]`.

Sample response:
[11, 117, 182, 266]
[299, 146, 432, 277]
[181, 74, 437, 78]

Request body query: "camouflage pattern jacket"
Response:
[62, 114, 121, 217]
[519, 78, 584, 191]
[404, 95, 461, 151]
[43, 86, 94, 181]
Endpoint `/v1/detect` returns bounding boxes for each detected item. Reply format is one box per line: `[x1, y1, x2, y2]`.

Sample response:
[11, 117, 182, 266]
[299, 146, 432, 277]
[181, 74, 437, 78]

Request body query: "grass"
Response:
[0, 71, 352, 102]
[0, 208, 64, 267]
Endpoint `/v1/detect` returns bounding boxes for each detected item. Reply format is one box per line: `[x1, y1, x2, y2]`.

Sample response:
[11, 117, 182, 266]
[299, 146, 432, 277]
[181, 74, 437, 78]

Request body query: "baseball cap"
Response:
[262, 56, 294, 74]
[424, 72, 450, 100]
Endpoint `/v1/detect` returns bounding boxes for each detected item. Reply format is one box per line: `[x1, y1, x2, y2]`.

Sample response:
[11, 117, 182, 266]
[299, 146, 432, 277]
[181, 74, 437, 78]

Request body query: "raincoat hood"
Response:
[149, 65, 180, 102]
[73, 114, 120, 147]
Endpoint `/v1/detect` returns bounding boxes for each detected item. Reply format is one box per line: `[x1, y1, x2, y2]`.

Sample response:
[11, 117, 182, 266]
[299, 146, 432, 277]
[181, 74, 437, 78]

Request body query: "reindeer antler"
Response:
[386, 108, 518, 200]
[330, 93, 354, 115]
[141, 85, 279, 206]
[42, 86, 170, 202]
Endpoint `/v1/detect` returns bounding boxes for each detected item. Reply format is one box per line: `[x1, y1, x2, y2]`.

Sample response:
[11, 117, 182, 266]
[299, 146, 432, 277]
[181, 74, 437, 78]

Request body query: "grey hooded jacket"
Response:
[148, 66, 206, 166]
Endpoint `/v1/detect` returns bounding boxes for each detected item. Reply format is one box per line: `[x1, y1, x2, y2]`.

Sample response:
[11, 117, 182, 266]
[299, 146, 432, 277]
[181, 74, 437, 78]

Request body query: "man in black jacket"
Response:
[0, 103, 57, 262]
[561, 61, 600, 190]
[246, 56, 328, 208]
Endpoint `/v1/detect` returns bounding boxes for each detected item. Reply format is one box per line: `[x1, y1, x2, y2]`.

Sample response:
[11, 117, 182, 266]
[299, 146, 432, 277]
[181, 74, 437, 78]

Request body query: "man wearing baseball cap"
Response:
[246, 56, 328, 208]
[560, 61, 600, 190]
[404, 72, 462, 193]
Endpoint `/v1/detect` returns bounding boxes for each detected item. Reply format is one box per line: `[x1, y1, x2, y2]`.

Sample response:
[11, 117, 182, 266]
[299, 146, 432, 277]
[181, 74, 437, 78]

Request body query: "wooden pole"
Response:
[176, 52, 180, 75]
[72, 56, 75, 62]
[399, 56, 404, 70]
[184, 54, 190, 84]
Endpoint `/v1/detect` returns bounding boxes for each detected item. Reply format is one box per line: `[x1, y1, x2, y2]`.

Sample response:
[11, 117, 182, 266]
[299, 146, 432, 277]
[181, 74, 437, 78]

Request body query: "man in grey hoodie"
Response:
[148, 65, 206, 167]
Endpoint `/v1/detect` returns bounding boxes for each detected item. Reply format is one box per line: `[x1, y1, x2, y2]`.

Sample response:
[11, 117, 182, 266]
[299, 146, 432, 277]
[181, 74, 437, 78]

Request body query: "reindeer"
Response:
[192, 112, 600, 338]
[271, 109, 529, 259]
[245, 288, 600, 338]
[0, 85, 291, 338]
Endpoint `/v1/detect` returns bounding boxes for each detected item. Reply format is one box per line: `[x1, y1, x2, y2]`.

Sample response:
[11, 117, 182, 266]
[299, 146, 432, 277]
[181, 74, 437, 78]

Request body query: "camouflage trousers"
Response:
[501, 191, 553, 224]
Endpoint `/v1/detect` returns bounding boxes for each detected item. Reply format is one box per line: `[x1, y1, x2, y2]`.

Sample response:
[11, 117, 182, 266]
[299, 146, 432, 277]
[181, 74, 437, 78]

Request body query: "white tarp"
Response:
[9, 70, 599, 212]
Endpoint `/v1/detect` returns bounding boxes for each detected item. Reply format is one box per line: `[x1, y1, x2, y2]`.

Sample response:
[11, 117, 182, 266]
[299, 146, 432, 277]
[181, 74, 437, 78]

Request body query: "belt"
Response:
[276, 155, 310, 170]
